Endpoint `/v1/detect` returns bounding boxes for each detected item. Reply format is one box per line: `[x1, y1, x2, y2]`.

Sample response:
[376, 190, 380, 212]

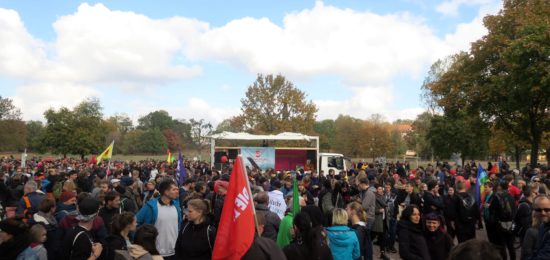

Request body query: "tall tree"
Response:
[240, 74, 318, 134]
[42, 98, 106, 158]
[427, 112, 490, 163]
[26, 121, 45, 152]
[190, 118, 212, 158]
[138, 110, 174, 130]
[404, 112, 435, 160]
[333, 115, 364, 158]
[313, 119, 336, 151]
[0, 96, 22, 120]
[424, 0, 550, 166]
[0, 120, 26, 151]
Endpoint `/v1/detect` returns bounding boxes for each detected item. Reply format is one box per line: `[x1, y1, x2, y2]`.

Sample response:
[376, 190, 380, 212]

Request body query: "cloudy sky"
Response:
[0, 0, 502, 126]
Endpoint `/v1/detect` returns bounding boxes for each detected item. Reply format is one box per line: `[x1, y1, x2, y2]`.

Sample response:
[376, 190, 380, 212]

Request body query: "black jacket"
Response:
[443, 194, 457, 222]
[104, 234, 127, 260]
[175, 220, 216, 260]
[283, 228, 333, 260]
[397, 220, 431, 260]
[242, 235, 287, 260]
[255, 204, 281, 241]
[515, 197, 532, 240]
[351, 223, 368, 258]
[423, 192, 444, 215]
[424, 230, 453, 260]
[98, 206, 120, 234]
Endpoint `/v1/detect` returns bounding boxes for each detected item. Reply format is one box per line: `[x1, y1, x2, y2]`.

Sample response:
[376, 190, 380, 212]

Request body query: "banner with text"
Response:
[241, 147, 275, 171]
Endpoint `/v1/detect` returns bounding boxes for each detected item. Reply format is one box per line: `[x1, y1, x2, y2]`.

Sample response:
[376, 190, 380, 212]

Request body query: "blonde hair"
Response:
[347, 202, 367, 222]
[29, 224, 46, 243]
[332, 208, 349, 226]
[187, 199, 211, 216]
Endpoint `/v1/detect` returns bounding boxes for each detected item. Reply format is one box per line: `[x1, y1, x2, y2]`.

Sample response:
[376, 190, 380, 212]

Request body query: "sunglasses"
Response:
[533, 180, 541, 183]
[534, 208, 550, 213]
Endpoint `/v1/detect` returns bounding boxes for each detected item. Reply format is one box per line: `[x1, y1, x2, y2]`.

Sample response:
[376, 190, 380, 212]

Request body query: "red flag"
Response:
[212, 157, 255, 260]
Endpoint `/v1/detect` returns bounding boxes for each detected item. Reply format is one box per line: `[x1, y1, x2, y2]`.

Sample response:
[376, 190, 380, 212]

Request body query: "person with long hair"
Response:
[283, 212, 332, 260]
[397, 205, 430, 260]
[326, 208, 360, 260]
[373, 184, 389, 260]
[175, 199, 216, 260]
[347, 202, 368, 259]
[105, 212, 137, 259]
[128, 224, 163, 260]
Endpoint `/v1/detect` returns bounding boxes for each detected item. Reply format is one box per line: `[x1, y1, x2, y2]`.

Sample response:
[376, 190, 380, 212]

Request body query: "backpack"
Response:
[22, 195, 34, 222]
[496, 193, 516, 221]
[457, 193, 476, 222]
[496, 193, 516, 232]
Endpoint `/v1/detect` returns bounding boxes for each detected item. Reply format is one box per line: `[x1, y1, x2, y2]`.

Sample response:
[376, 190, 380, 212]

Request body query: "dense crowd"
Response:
[0, 155, 549, 260]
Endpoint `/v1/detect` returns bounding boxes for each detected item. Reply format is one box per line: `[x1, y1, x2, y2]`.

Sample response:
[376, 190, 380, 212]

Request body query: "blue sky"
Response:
[0, 0, 502, 126]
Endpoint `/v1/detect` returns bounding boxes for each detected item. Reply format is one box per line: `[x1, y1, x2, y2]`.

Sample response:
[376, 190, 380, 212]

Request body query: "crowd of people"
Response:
[0, 155, 549, 260]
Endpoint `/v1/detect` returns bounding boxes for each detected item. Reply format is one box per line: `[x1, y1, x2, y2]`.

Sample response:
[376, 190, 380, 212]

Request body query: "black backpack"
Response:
[496, 193, 516, 222]
[457, 193, 476, 222]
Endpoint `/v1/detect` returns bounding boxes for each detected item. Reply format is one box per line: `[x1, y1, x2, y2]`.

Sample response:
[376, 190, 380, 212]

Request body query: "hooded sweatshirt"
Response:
[326, 225, 360, 260]
[128, 244, 163, 260]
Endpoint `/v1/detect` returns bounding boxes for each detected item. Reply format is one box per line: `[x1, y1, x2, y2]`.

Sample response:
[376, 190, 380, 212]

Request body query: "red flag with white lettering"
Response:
[212, 156, 255, 260]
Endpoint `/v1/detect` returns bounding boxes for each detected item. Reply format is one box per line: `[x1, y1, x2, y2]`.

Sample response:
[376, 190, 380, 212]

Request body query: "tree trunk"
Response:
[514, 145, 521, 170]
[546, 146, 550, 166]
[530, 138, 539, 167]
[461, 154, 465, 167]
[80, 154, 85, 161]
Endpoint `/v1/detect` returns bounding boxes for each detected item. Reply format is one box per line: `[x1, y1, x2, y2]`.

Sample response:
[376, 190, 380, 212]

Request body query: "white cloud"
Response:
[11, 82, 100, 120]
[184, 2, 448, 85]
[0, 9, 46, 78]
[0, 1, 503, 123]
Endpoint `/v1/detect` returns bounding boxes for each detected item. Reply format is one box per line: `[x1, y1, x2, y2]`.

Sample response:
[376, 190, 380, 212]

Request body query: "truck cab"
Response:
[319, 153, 346, 175]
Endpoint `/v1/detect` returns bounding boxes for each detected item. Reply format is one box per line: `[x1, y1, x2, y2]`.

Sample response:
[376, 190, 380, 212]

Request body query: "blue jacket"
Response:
[16, 247, 38, 260]
[16, 191, 45, 216]
[136, 197, 183, 229]
[326, 225, 360, 260]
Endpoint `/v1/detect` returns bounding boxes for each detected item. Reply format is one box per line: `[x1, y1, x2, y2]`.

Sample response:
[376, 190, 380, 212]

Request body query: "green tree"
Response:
[26, 121, 45, 152]
[42, 98, 106, 158]
[424, 0, 550, 166]
[138, 128, 167, 154]
[313, 119, 336, 151]
[0, 120, 26, 151]
[0, 96, 22, 120]
[138, 110, 174, 130]
[121, 129, 145, 154]
[333, 115, 364, 158]
[240, 74, 318, 134]
[427, 112, 489, 163]
[405, 112, 434, 160]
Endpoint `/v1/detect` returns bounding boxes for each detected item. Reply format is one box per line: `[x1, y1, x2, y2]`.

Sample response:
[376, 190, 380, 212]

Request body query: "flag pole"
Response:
[239, 155, 260, 237]
[107, 140, 114, 176]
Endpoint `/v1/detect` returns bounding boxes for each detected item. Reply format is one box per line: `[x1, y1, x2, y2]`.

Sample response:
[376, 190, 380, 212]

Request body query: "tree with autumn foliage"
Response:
[239, 74, 318, 134]
[423, 0, 550, 166]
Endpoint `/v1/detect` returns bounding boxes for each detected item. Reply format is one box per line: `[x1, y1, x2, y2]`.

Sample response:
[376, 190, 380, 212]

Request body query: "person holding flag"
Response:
[96, 141, 114, 165]
[212, 156, 256, 260]
[277, 174, 305, 248]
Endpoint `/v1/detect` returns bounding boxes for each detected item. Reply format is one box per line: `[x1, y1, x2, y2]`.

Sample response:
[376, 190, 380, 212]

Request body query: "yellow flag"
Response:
[96, 141, 114, 165]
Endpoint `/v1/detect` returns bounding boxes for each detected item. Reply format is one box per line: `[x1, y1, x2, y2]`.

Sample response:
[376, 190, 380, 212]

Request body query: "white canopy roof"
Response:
[209, 131, 318, 141]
